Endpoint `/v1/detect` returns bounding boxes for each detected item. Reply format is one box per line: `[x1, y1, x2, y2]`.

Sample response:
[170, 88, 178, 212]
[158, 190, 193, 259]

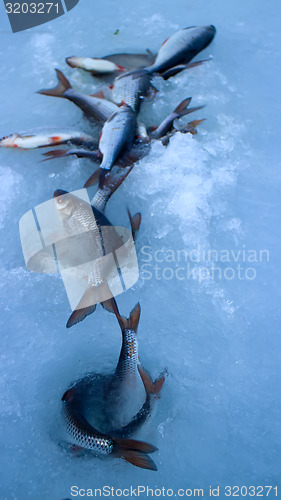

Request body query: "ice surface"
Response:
[0, 0, 281, 498]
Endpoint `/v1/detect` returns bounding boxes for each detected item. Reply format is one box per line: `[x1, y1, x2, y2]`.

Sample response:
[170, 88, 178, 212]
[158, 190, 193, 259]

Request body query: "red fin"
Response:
[90, 90, 105, 99]
[120, 450, 157, 470]
[37, 69, 71, 98]
[41, 149, 69, 162]
[161, 37, 168, 47]
[138, 366, 166, 396]
[113, 437, 158, 470]
[84, 168, 102, 188]
[129, 303, 141, 332]
[109, 84, 114, 90]
[127, 209, 141, 240]
[117, 64, 125, 71]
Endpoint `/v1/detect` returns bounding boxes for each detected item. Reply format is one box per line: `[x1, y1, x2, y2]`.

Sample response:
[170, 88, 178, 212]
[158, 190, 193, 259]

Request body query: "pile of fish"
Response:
[1, 25, 216, 471]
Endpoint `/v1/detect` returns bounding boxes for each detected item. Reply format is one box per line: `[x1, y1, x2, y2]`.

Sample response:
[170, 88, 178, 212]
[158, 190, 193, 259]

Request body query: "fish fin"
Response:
[116, 64, 125, 71]
[174, 97, 192, 114]
[161, 59, 211, 80]
[127, 209, 141, 241]
[128, 303, 141, 332]
[174, 98, 205, 118]
[84, 168, 102, 188]
[146, 48, 155, 59]
[101, 296, 119, 315]
[62, 387, 76, 402]
[113, 437, 157, 471]
[41, 149, 69, 161]
[114, 437, 157, 453]
[66, 285, 98, 328]
[184, 118, 206, 135]
[138, 366, 166, 396]
[114, 446, 158, 471]
[146, 84, 158, 100]
[37, 69, 71, 97]
[90, 90, 105, 99]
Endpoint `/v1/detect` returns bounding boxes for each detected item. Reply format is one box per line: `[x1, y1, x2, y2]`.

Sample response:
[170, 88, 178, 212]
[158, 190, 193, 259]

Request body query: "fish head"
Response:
[53, 189, 77, 217]
[0, 133, 18, 147]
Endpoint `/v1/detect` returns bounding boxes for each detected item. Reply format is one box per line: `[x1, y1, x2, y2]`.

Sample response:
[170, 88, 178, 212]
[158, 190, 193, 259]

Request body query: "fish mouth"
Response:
[65, 57, 77, 68]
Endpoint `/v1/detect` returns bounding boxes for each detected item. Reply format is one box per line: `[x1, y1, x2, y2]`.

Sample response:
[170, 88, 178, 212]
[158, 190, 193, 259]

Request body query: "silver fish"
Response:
[37, 69, 118, 124]
[66, 51, 155, 76]
[53, 189, 124, 327]
[111, 69, 153, 113]
[150, 97, 205, 140]
[99, 104, 137, 170]
[146, 25, 216, 75]
[62, 387, 158, 470]
[62, 304, 165, 469]
[0, 130, 95, 149]
[66, 57, 125, 74]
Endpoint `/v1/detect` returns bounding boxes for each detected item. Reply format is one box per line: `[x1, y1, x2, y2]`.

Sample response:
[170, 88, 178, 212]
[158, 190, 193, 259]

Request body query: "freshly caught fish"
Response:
[146, 25, 216, 76]
[61, 304, 165, 469]
[0, 130, 95, 149]
[112, 69, 153, 113]
[99, 104, 137, 170]
[150, 97, 204, 140]
[53, 189, 122, 327]
[37, 69, 118, 123]
[62, 387, 158, 470]
[66, 57, 125, 74]
[66, 51, 155, 75]
[103, 303, 165, 430]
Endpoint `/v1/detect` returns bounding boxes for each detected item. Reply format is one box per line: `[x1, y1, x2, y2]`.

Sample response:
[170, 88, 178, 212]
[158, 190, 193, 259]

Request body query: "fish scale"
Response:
[63, 397, 114, 455]
[112, 70, 151, 113]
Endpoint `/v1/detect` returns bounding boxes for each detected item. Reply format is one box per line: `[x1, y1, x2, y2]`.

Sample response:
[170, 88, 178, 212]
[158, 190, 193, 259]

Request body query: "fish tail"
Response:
[84, 168, 103, 188]
[113, 437, 158, 471]
[138, 366, 166, 397]
[127, 208, 141, 241]
[37, 69, 71, 98]
[66, 281, 116, 328]
[174, 98, 205, 118]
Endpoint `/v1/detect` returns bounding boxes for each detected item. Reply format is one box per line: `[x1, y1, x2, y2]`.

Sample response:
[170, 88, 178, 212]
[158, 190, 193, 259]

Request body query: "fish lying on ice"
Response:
[146, 25, 216, 78]
[53, 189, 141, 327]
[66, 57, 125, 74]
[0, 130, 96, 149]
[62, 386, 158, 470]
[150, 97, 205, 140]
[111, 69, 154, 113]
[99, 103, 137, 171]
[66, 50, 155, 75]
[37, 69, 119, 124]
[61, 304, 165, 469]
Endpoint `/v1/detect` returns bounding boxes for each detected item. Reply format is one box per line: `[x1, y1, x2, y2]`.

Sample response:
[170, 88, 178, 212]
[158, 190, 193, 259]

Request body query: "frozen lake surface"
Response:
[0, 0, 281, 498]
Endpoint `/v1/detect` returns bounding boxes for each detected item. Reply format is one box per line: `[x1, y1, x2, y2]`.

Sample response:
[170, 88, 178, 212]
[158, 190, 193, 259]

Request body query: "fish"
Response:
[146, 25, 216, 76]
[150, 97, 205, 140]
[37, 69, 119, 124]
[99, 103, 137, 171]
[62, 387, 158, 470]
[53, 189, 140, 327]
[0, 130, 96, 149]
[103, 303, 165, 430]
[66, 51, 155, 75]
[61, 304, 165, 469]
[53, 189, 122, 327]
[111, 69, 153, 113]
[66, 57, 125, 74]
